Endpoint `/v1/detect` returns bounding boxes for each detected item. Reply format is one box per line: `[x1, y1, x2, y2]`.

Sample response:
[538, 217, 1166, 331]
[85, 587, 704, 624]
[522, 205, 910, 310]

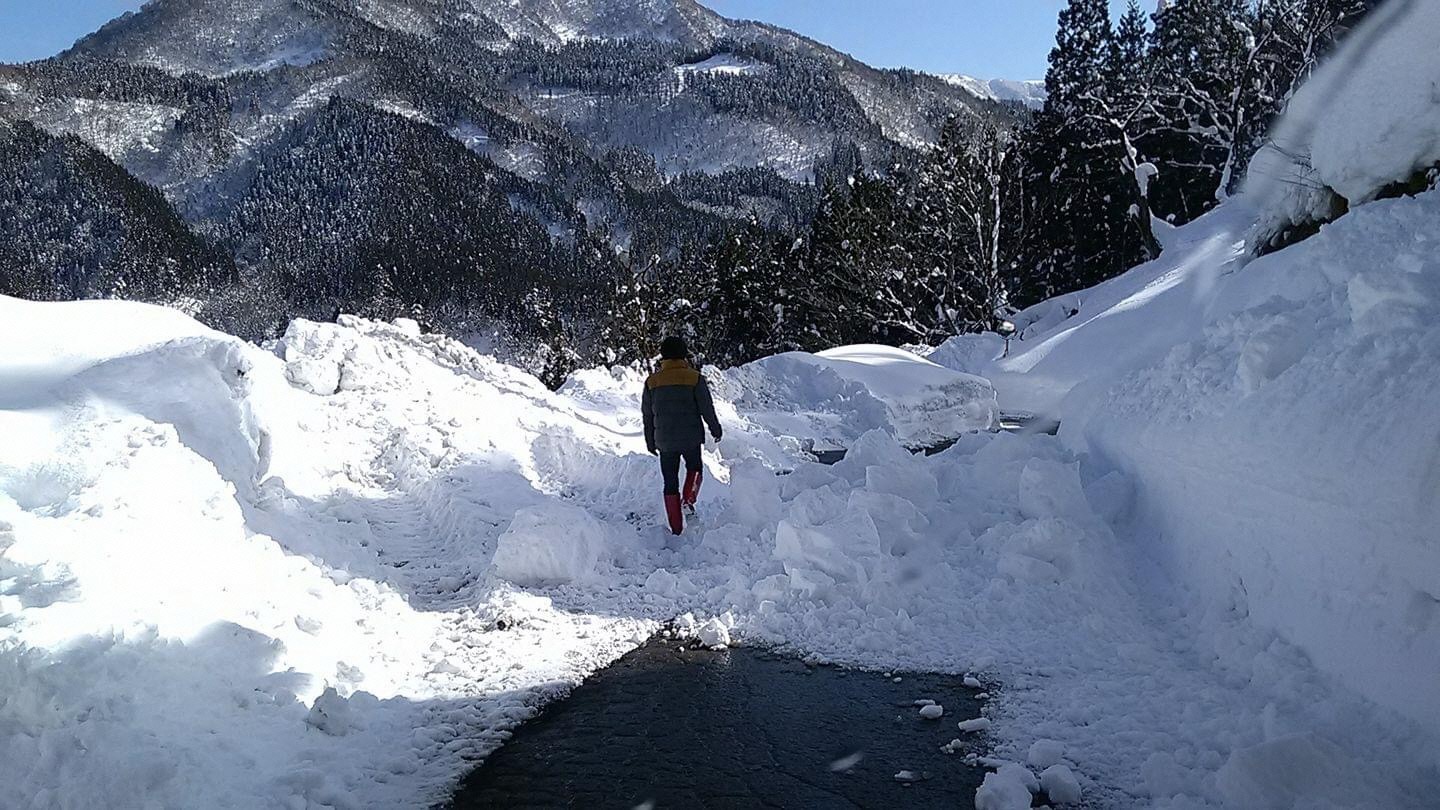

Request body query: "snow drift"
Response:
[1247, 0, 1440, 244]
[0, 302, 660, 808]
[722, 344, 999, 451]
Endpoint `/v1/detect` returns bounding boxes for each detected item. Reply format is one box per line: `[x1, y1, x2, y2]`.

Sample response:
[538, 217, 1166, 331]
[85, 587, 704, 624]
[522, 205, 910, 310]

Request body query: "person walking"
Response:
[641, 336, 723, 535]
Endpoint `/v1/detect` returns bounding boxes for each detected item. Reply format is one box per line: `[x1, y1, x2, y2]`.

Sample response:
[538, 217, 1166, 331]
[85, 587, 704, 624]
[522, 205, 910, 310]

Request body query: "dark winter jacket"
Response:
[642, 359, 722, 453]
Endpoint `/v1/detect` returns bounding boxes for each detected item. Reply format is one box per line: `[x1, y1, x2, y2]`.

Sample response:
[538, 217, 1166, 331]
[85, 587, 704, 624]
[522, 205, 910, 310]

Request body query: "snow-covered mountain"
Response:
[0, 0, 1018, 336]
[938, 74, 1046, 109]
[469, 0, 727, 45]
[71, 0, 728, 76]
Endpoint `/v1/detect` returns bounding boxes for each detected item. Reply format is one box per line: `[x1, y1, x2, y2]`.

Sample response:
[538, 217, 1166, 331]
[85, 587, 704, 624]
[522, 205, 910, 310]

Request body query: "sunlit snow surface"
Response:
[4, 227, 1439, 809]
[673, 53, 772, 79]
[938, 75, 1047, 110]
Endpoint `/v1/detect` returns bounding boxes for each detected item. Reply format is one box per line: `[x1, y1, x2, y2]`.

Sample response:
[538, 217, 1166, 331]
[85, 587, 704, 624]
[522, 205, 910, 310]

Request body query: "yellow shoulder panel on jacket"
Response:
[646, 366, 700, 389]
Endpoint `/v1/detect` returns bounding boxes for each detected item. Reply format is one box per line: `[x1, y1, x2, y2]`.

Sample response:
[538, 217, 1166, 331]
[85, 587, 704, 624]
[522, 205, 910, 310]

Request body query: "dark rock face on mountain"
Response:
[0, 0, 1009, 343]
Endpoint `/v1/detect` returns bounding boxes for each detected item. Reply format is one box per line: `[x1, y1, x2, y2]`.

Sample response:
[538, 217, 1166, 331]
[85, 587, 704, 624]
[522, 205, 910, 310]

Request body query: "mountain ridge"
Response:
[0, 0, 1018, 350]
[938, 74, 1046, 109]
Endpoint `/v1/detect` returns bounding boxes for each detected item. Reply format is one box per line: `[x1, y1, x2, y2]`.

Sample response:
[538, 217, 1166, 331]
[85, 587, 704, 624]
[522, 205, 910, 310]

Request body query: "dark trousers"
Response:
[660, 446, 703, 495]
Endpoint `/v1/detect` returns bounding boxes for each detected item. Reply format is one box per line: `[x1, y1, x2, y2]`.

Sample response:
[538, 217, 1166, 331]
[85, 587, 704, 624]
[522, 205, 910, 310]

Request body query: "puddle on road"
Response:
[448, 636, 989, 809]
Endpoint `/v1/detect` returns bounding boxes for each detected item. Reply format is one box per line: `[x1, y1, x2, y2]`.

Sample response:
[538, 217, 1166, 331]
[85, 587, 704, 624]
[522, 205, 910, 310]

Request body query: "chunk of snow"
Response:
[1027, 739, 1065, 769]
[957, 717, 992, 733]
[975, 763, 1037, 810]
[285, 357, 341, 395]
[696, 617, 732, 649]
[993, 518, 1079, 584]
[1039, 764, 1082, 804]
[918, 704, 944, 720]
[491, 503, 605, 587]
[305, 688, 354, 736]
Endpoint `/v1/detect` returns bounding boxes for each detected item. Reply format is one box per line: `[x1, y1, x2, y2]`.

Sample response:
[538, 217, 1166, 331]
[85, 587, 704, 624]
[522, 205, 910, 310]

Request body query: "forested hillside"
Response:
[0, 0, 1379, 380]
[658, 0, 1378, 370]
[0, 0, 1015, 380]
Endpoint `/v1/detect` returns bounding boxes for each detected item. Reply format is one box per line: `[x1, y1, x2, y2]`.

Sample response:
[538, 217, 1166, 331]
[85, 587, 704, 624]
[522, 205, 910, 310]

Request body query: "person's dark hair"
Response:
[659, 336, 689, 360]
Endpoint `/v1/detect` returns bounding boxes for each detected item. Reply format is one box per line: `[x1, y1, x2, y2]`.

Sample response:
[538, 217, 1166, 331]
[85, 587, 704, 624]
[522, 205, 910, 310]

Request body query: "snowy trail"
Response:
[501, 424, 1432, 808]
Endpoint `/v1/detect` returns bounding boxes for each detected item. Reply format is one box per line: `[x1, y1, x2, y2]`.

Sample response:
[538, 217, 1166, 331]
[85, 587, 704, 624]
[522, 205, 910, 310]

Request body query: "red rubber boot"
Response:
[664, 493, 685, 535]
[682, 470, 703, 514]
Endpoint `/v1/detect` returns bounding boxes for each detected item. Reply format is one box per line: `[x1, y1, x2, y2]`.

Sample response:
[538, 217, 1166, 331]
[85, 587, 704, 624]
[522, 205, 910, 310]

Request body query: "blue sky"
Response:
[0, 0, 1132, 77]
[0, 1, 144, 63]
[704, 1, 1134, 79]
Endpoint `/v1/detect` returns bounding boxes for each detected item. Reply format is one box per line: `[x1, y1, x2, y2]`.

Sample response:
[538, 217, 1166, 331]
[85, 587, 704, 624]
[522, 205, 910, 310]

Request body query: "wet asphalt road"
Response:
[448, 637, 990, 809]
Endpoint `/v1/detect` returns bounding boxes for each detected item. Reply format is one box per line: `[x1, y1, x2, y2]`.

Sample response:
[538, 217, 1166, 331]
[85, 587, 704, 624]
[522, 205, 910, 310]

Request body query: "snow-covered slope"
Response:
[912, 11, 1440, 803]
[474, 0, 726, 44]
[72, 0, 342, 76]
[939, 74, 1046, 109]
[932, 186, 1440, 805]
[951, 185, 1440, 729]
[45, 0, 992, 178]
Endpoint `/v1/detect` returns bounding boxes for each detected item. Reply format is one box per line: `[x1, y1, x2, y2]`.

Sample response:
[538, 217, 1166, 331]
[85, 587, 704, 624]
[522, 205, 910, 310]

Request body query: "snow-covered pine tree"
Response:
[906, 119, 1028, 337]
[1101, 0, 1163, 259]
[1146, 0, 1263, 212]
[1026, 0, 1144, 294]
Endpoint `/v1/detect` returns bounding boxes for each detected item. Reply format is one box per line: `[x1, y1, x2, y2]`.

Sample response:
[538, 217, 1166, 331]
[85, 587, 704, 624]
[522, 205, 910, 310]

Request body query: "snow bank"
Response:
[1247, 0, 1440, 240]
[915, 60, 1440, 802]
[933, 193, 1440, 799]
[1075, 190, 1440, 730]
[0, 305, 657, 808]
[721, 344, 999, 449]
[4, 296, 1015, 807]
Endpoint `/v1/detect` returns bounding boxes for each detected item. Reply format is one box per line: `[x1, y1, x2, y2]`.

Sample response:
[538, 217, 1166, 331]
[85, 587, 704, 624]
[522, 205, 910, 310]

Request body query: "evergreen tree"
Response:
[1103, 0, 1163, 258]
[907, 120, 1030, 336]
[1147, 0, 1260, 211]
[1027, 0, 1144, 294]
